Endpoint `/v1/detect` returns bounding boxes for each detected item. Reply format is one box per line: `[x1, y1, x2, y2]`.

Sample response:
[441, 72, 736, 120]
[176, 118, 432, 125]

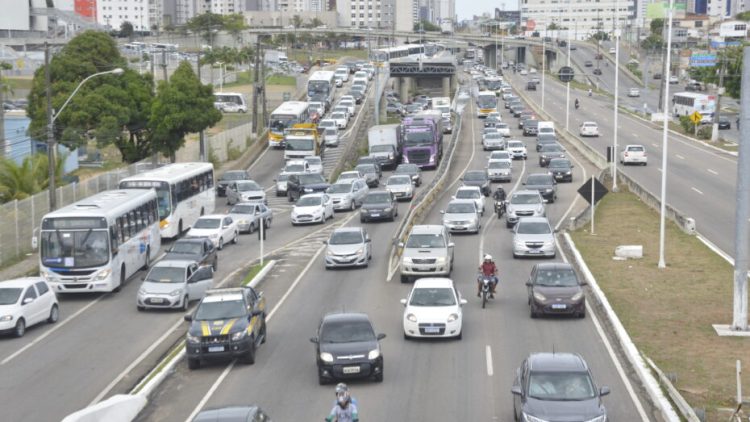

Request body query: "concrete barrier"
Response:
[61, 394, 147, 422]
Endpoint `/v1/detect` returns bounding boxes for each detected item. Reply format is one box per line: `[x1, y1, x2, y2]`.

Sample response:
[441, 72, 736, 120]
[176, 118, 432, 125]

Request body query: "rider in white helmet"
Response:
[477, 254, 499, 298]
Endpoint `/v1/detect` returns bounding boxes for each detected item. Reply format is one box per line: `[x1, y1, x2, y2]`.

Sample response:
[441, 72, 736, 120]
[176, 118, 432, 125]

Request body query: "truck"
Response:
[432, 97, 453, 134]
[401, 110, 444, 169]
[440, 19, 454, 35]
[283, 123, 324, 160]
[264, 49, 288, 66]
[368, 124, 402, 170]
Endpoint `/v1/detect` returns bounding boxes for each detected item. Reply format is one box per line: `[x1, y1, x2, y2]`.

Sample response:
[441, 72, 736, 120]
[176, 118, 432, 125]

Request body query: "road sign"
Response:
[558, 66, 575, 82]
[689, 54, 717, 67]
[577, 177, 608, 205]
[689, 111, 703, 125]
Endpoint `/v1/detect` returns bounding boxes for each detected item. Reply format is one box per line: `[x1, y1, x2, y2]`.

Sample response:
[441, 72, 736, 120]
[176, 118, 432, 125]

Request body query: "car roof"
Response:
[410, 224, 445, 234]
[322, 312, 371, 324]
[457, 185, 481, 191]
[513, 189, 542, 196]
[518, 216, 550, 224]
[193, 406, 259, 422]
[197, 214, 227, 220]
[413, 277, 455, 289]
[448, 199, 478, 207]
[533, 262, 575, 272]
[0, 277, 46, 288]
[173, 237, 209, 244]
[332, 227, 363, 235]
[152, 259, 194, 268]
[527, 352, 588, 372]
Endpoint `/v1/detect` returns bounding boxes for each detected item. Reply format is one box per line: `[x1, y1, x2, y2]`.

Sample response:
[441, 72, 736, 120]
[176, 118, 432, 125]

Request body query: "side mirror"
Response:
[309, 337, 319, 344]
[400, 298, 407, 306]
[599, 386, 610, 396]
[459, 298, 468, 306]
[440, 210, 445, 214]
[580, 281, 589, 286]
[522, 182, 526, 185]
[184, 314, 193, 322]
[525, 281, 532, 286]
[23, 297, 33, 305]
[322, 240, 328, 244]
[366, 238, 371, 243]
[398, 242, 404, 248]
[448, 242, 455, 248]
[376, 333, 387, 340]
[511, 385, 522, 396]
[31, 236, 38, 250]
[251, 309, 263, 317]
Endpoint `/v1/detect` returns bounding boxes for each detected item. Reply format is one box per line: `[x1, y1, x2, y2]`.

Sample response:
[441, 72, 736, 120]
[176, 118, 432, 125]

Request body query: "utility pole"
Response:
[161, 49, 168, 83]
[198, 51, 206, 162]
[711, 55, 725, 142]
[657, 17, 668, 112]
[252, 37, 260, 133]
[260, 42, 267, 129]
[0, 64, 5, 158]
[45, 43, 57, 211]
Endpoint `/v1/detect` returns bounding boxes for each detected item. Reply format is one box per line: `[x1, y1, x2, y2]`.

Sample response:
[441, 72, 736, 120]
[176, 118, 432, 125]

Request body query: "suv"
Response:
[164, 238, 218, 270]
[184, 287, 267, 369]
[506, 190, 546, 228]
[399, 225, 455, 283]
[287, 173, 330, 202]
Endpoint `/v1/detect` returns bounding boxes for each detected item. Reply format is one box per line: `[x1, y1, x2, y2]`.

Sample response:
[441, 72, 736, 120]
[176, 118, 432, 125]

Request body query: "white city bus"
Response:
[306, 70, 336, 109]
[119, 162, 216, 238]
[268, 101, 310, 148]
[38, 189, 161, 293]
[476, 90, 499, 117]
[672, 92, 716, 123]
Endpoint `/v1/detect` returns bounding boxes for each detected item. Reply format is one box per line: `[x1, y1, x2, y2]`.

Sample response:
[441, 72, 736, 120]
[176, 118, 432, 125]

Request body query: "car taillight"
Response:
[624, 152, 629, 157]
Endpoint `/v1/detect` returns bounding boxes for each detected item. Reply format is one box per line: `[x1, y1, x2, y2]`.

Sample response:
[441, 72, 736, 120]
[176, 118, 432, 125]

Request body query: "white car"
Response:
[284, 159, 310, 174]
[489, 150, 513, 162]
[483, 132, 506, 151]
[323, 127, 339, 147]
[506, 139, 528, 160]
[453, 186, 485, 216]
[627, 88, 640, 97]
[486, 111, 502, 121]
[495, 122, 511, 137]
[330, 112, 348, 129]
[620, 144, 647, 165]
[487, 159, 513, 182]
[304, 156, 324, 174]
[340, 95, 355, 104]
[0, 278, 59, 337]
[609, 47, 616, 54]
[291, 193, 334, 225]
[332, 106, 351, 121]
[385, 174, 415, 201]
[520, 69, 528, 75]
[401, 278, 467, 339]
[338, 99, 356, 116]
[529, 68, 537, 74]
[336, 170, 365, 183]
[186, 215, 239, 250]
[579, 121, 600, 137]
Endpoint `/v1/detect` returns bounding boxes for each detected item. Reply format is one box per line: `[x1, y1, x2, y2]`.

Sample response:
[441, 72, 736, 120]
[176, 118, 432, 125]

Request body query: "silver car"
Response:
[385, 174, 415, 201]
[326, 179, 369, 211]
[275, 173, 291, 196]
[324, 227, 372, 269]
[227, 202, 273, 234]
[512, 217, 557, 258]
[137, 260, 214, 311]
[323, 127, 339, 147]
[226, 180, 266, 205]
[441, 199, 481, 234]
[482, 132, 506, 151]
[355, 163, 380, 187]
[487, 159, 512, 182]
[506, 190, 546, 228]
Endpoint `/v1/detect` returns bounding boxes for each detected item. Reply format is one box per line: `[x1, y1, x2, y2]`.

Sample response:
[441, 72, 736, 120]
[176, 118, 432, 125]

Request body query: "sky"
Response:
[456, 0, 519, 21]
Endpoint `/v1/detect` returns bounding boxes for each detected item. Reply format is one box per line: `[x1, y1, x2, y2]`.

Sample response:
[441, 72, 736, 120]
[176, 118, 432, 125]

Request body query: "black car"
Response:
[522, 120, 539, 136]
[536, 133, 558, 152]
[217, 170, 250, 197]
[357, 156, 383, 178]
[484, 116, 502, 128]
[193, 406, 271, 422]
[584, 60, 593, 67]
[512, 353, 609, 422]
[184, 287, 267, 369]
[462, 170, 491, 196]
[164, 238, 218, 271]
[718, 116, 732, 130]
[523, 173, 557, 203]
[394, 163, 422, 187]
[310, 312, 385, 384]
[526, 81, 537, 91]
[547, 158, 574, 183]
[510, 105, 525, 118]
[526, 263, 586, 318]
[538, 143, 566, 167]
[653, 73, 662, 79]
[360, 190, 398, 222]
[518, 112, 535, 127]
[593, 68, 602, 75]
[287, 173, 330, 202]
[348, 89, 365, 104]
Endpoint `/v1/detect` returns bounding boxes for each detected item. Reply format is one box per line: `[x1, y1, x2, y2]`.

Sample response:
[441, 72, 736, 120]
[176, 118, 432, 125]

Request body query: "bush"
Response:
[246, 135, 254, 148]
[208, 146, 220, 169]
[679, 115, 696, 133]
[697, 125, 712, 140]
[227, 145, 242, 161]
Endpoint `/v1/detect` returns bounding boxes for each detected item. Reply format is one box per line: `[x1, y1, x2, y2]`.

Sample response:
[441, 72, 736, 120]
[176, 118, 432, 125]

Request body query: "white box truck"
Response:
[368, 124, 402, 170]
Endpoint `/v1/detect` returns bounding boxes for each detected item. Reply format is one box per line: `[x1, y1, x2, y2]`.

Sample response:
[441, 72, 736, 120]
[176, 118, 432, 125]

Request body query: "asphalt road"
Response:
[136, 78, 655, 422]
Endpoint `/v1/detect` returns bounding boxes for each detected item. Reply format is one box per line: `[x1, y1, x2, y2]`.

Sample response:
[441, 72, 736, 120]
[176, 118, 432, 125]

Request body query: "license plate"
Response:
[425, 327, 440, 334]
[551, 304, 567, 310]
[343, 366, 360, 374]
[150, 298, 164, 303]
[370, 213, 380, 217]
[529, 250, 542, 254]
[208, 346, 225, 353]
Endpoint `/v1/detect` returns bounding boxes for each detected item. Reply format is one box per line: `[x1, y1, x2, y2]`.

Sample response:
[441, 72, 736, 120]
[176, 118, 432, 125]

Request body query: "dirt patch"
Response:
[570, 188, 748, 421]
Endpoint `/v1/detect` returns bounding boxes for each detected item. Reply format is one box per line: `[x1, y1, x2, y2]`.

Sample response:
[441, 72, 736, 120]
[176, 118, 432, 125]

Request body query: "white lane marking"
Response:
[554, 149, 588, 232]
[675, 154, 685, 160]
[557, 249, 650, 421]
[485, 345, 494, 377]
[707, 169, 718, 175]
[657, 167, 663, 172]
[652, 143, 659, 148]
[0, 298, 103, 365]
[247, 146, 271, 172]
[185, 360, 237, 422]
[691, 187, 704, 195]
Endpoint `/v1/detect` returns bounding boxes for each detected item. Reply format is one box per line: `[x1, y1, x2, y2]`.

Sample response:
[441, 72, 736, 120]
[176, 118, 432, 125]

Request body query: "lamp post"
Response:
[46, 67, 124, 211]
[612, 0, 620, 191]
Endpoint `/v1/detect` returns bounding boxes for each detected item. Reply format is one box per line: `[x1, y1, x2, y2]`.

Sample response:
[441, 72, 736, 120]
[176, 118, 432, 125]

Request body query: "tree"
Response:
[223, 13, 248, 45]
[591, 31, 609, 41]
[309, 17, 324, 28]
[26, 31, 156, 163]
[0, 153, 63, 203]
[187, 12, 223, 42]
[292, 15, 303, 29]
[414, 20, 440, 32]
[119, 21, 134, 39]
[149, 62, 221, 162]
[650, 18, 664, 36]
[641, 34, 663, 50]
[687, 46, 744, 98]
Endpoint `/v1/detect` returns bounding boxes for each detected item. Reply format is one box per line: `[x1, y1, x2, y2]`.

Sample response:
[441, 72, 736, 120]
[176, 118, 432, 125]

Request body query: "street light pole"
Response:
[612, 0, 620, 191]
[542, 35, 545, 111]
[565, 0, 572, 132]
[658, 0, 675, 269]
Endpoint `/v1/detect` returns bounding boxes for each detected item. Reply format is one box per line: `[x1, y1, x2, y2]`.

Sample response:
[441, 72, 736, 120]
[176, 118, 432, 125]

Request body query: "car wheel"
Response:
[181, 296, 189, 312]
[212, 258, 218, 272]
[187, 358, 200, 370]
[260, 318, 267, 344]
[243, 338, 256, 365]
[374, 369, 383, 382]
[578, 308, 586, 318]
[265, 218, 272, 229]
[456, 330, 463, 340]
[530, 307, 537, 318]
[350, 201, 355, 211]
[47, 304, 59, 324]
[14, 318, 25, 338]
[232, 231, 239, 244]
[318, 372, 328, 385]
[403, 332, 411, 340]
[114, 266, 125, 293]
[218, 237, 224, 250]
[137, 305, 145, 312]
[400, 274, 409, 283]
[360, 217, 366, 223]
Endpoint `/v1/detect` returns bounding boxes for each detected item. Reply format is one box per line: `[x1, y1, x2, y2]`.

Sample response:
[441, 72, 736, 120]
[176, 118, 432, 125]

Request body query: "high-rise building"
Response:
[336, 0, 395, 28]
[520, 0, 634, 39]
[97, 0, 156, 31]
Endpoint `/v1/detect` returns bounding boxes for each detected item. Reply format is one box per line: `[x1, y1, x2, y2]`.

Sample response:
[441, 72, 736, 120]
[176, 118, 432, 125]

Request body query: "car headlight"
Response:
[42, 270, 60, 283]
[533, 292, 547, 302]
[406, 313, 417, 322]
[231, 330, 247, 341]
[361, 209, 369, 214]
[435, 257, 447, 265]
[545, 188, 553, 192]
[355, 247, 365, 255]
[320, 352, 334, 363]
[239, 219, 249, 225]
[138, 287, 148, 295]
[304, 188, 314, 192]
[566, 171, 572, 175]
[368, 349, 381, 360]
[186, 333, 200, 343]
[571, 292, 584, 301]
[523, 414, 549, 422]
[93, 269, 112, 281]
[544, 240, 555, 247]
[388, 153, 394, 160]
[384, 207, 392, 212]
[326, 248, 335, 256]
[0, 315, 13, 322]
[536, 206, 544, 214]
[584, 416, 606, 422]
[209, 234, 218, 239]
[447, 313, 459, 322]
[169, 288, 184, 297]
[402, 257, 412, 264]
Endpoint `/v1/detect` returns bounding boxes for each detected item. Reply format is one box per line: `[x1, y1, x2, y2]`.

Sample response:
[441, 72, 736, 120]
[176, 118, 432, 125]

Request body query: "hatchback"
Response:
[324, 227, 372, 269]
[401, 278, 467, 339]
[526, 263, 587, 318]
[291, 193, 334, 225]
[186, 215, 239, 250]
[547, 158, 574, 183]
[394, 164, 422, 186]
[579, 121, 599, 137]
[385, 175, 415, 201]
[620, 144, 647, 165]
[0, 278, 59, 337]
[513, 217, 556, 258]
[360, 190, 398, 222]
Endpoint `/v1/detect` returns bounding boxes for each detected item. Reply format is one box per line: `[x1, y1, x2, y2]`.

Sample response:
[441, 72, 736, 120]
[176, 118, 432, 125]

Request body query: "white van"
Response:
[214, 92, 248, 113]
[538, 121, 555, 136]
[334, 67, 349, 86]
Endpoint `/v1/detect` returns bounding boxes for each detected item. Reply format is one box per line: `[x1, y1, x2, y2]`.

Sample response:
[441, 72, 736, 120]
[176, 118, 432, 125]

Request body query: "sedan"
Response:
[227, 202, 273, 234]
[512, 353, 610, 422]
[386, 102, 404, 116]
[527, 262, 587, 318]
[441, 200, 481, 234]
[401, 278, 467, 339]
[513, 216, 556, 258]
[324, 227, 372, 269]
[584, 60, 593, 67]
[310, 312, 385, 384]
[547, 158, 574, 183]
[291, 193, 334, 225]
[489, 150, 513, 162]
[483, 132, 506, 151]
[338, 99, 356, 116]
[628, 87, 640, 97]
[226, 180, 266, 205]
[137, 260, 214, 311]
[164, 237, 218, 270]
[330, 112, 348, 129]
[454, 186, 485, 216]
[326, 180, 369, 211]
[461, 170, 491, 196]
[274, 173, 290, 196]
[186, 215, 239, 250]
[620, 144, 647, 165]
[360, 190, 398, 222]
[385, 174, 415, 201]
[593, 68, 602, 75]
[394, 164, 422, 187]
[0, 278, 58, 337]
[494, 122, 511, 137]
[524, 172, 557, 203]
[536, 133, 558, 152]
[538, 143, 566, 167]
[487, 159, 513, 182]
[579, 121, 599, 137]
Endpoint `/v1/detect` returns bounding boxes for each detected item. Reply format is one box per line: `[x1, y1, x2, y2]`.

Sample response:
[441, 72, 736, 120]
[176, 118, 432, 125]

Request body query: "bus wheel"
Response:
[178, 220, 183, 236]
[142, 247, 151, 270]
[200, 207, 205, 216]
[114, 266, 125, 293]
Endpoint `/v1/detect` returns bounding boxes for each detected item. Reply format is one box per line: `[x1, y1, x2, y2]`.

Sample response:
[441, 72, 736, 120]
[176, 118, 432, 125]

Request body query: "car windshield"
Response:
[528, 371, 597, 400]
[0, 288, 22, 305]
[541, 145, 564, 153]
[286, 164, 305, 173]
[485, 133, 503, 140]
[193, 218, 221, 229]
[489, 161, 511, 169]
[320, 319, 376, 343]
[508, 142, 524, 149]
[319, 120, 335, 128]
[534, 268, 579, 286]
[387, 176, 411, 186]
[236, 181, 261, 192]
[277, 174, 290, 182]
[497, 123, 509, 129]
[447, 202, 475, 213]
[145, 266, 185, 283]
[456, 189, 480, 199]
[221, 172, 246, 181]
[169, 242, 202, 255]
[194, 299, 246, 320]
[328, 183, 353, 194]
[297, 196, 323, 206]
[230, 204, 256, 215]
[526, 175, 552, 185]
[338, 172, 359, 180]
[549, 160, 570, 169]
[538, 134, 557, 142]
[370, 145, 393, 153]
[517, 221, 551, 234]
[329, 231, 364, 245]
[628, 146, 645, 152]
[406, 233, 446, 248]
[332, 112, 346, 119]
[299, 174, 326, 184]
[395, 165, 418, 175]
[305, 158, 321, 165]
[356, 165, 376, 174]
[512, 194, 541, 205]
[464, 172, 486, 181]
[491, 152, 511, 159]
[364, 193, 390, 204]
[409, 287, 456, 306]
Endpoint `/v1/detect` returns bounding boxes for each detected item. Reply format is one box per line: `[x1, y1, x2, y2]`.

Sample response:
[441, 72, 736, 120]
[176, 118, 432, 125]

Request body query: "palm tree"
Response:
[0, 154, 64, 203]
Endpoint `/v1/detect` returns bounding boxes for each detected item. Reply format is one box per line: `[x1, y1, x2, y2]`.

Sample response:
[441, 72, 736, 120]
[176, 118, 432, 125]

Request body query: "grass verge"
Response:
[4, 77, 33, 90]
[266, 74, 296, 86]
[130, 340, 185, 395]
[241, 260, 270, 286]
[570, 187, 748, 421]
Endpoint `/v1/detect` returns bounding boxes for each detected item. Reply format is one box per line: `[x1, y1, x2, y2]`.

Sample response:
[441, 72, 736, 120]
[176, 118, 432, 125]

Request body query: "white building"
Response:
[97, 0, 156, 31]
[708, 0, 746, 18]
[336, 0, 396, 29]
[520, 0, 634, 40]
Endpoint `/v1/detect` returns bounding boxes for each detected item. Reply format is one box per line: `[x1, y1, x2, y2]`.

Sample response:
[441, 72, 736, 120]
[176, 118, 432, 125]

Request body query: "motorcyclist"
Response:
[492, 186, 506, 215]
[333, 383, 358, 408]
[326, 388, 359, 422]
[587, 88, 592, 97]
[574, 98, 580, 109]
[477, 254, 499, 298]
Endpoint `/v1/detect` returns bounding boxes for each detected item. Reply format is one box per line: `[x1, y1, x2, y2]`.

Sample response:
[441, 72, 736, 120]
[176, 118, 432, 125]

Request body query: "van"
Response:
[334, 67, 349, 86]
[399, 225, 455, 283]
[537, 121, 555, 136]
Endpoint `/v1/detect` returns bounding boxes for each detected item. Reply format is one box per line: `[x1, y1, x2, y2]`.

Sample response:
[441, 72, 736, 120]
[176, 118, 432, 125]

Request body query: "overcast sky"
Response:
[457, 1, 519, 20]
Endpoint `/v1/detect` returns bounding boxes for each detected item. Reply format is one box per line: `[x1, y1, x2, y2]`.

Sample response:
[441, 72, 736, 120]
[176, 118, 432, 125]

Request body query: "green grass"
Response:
[223, 70, 255, 87]
[3, 77, 33, 90]
[266, 74, 296, 86]
[241, 260, 271, 286]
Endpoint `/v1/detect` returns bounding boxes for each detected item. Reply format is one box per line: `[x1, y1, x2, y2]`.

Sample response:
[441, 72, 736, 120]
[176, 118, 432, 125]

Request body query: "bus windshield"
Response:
[41, 229, 110, 268]
[477, 95, 497, 109]
[308, 81, 330, 96]
[286, 139, 315, 151]
[270, 115, 295, 132]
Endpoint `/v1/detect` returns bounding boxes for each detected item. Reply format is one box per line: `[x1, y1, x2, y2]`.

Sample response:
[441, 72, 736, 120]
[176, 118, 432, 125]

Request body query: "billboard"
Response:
[0, 0, 30, 30]
[689, 54, 717, 67]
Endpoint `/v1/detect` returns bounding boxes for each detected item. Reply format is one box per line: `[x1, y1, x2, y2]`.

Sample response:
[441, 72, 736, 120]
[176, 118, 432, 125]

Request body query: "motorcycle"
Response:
[478, 274, 494, 309]
[494, 199, 506, 219]
[574, 100, 580, 110]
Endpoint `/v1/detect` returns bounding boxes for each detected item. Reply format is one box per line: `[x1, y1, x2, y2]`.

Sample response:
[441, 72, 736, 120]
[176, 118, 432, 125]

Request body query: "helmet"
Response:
[484, 254, 492, 261]
[335, 383, 349, 394]
[337, 392, 351, 407]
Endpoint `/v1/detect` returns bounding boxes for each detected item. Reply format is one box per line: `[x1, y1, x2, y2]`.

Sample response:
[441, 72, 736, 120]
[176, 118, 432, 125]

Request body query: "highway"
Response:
[136, 76, 655, 421]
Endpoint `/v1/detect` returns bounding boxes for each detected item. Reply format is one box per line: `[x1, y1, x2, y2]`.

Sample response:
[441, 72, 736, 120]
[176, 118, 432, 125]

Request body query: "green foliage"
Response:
[119, 21, 134, 39]
[208, 146, 220, 169]
[266, 74, 296, 85]
[687, 46, 743, 98]
[735, 11, 750, 21]
[697, 125, 712, 140]
[292, 15, 303, 29]
[641, 34, 663, 51]
[650, 18, 664, 36]
[590, 31, 609, 41]
[308, 17, 324, 28]
[201, 46, 254, 67]
[0, 154, 63, 202]
[227, 145, 242, 161]
[222, 13, 248, 39]
[186, 12, 225, 42]
[414, 20, 440, 32]
[679, 115, 696, 133]
[626, 62, 642, 79]
[150, 62, 222, 162]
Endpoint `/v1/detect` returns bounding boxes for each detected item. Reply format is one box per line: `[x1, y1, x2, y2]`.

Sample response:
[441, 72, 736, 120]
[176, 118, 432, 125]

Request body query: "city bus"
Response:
[370, 44, 428, 62]
[672, 92, 716, 123]
[37, 189, 161, 293]
[484, 76, 504, 94]
[118, 162, 216, 238]
[213, 92, 248, 113]
[268, 101, 310, 148]
[306, 70, 336, 109]
[476, 91, 499, 117]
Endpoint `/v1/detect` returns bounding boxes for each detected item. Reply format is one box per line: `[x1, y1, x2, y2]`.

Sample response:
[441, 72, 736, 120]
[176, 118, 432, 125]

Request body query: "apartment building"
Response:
[520, 0, 634, 39]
